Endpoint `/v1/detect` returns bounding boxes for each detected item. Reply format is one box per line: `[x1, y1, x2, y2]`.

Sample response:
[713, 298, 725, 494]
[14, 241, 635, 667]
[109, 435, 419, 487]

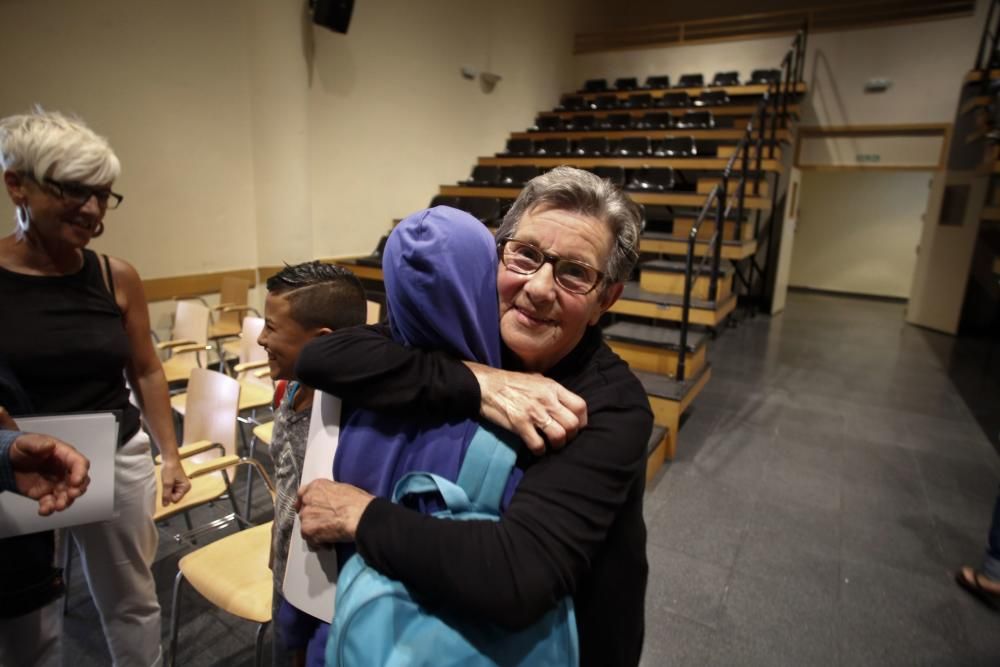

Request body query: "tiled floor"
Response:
[61, 291, 1000, 666]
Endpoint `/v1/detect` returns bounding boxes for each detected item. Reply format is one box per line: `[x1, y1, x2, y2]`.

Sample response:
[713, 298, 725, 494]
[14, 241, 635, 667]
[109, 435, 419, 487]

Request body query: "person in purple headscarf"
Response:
[278, 205, 520, 665]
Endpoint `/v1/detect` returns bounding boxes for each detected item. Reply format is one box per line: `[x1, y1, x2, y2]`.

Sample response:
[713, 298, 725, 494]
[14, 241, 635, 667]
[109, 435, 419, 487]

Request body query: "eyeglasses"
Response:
[42, 177, 123, 210]
[498, 238, 605, 295]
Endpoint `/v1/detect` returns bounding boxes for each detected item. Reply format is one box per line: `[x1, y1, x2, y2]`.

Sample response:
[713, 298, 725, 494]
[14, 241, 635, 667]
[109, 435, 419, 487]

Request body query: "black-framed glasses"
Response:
[498, 238, 605, 295]
[43, 177, 123, 210]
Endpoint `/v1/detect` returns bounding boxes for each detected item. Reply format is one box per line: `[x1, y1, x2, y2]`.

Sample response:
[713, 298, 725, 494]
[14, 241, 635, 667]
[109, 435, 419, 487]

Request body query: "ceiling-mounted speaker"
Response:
[312, 0, 354, 34]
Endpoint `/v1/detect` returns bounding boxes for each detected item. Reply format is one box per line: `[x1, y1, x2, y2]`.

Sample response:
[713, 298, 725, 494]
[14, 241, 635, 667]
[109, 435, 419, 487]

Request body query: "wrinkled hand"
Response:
[467, 363, 588, 454]
[9, 432, 91, 516]
[159, 460, 192, 507]
[296, 479, 373, 547]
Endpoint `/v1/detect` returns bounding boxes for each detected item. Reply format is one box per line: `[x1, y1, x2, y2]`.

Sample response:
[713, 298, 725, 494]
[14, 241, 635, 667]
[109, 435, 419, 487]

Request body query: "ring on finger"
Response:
[537, 415, 554, 430]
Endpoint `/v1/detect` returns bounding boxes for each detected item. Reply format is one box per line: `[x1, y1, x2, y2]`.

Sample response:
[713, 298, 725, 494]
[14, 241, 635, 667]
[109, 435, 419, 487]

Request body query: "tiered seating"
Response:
[332, 45, 807, 475]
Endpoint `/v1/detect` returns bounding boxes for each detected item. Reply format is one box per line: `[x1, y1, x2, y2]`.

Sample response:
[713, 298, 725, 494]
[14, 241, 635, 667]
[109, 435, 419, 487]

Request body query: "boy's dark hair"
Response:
[265, 261, 367, 330]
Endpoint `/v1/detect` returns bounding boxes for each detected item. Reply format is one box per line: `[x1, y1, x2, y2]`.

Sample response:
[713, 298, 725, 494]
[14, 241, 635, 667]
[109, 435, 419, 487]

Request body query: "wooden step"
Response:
[635, 365, 711, 461]
[541, 104, 800, 120]
[639, 259, 733, 301]
[514, 128, 791, 142]
[646, 424, 669, 483]
[697, 177, 769, 197]
[611, 282, 737, 327]
[477, 155, 782, 173]
[717, 144, 783, 160]
[603, 321, 707, 379]
[639, 232, 758, 259]
[570, 82, 807, 100]
[441, 186, 772, 210]
[671, 217, 756, 242]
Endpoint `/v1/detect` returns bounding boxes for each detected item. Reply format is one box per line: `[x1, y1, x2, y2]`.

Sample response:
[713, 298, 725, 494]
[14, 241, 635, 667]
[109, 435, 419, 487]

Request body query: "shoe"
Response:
[955, 568, 1000, 612]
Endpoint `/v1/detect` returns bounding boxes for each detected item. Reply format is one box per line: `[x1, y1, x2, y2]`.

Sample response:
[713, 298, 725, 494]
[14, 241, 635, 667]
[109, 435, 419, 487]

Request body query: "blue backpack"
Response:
[325, 426, 580, 667]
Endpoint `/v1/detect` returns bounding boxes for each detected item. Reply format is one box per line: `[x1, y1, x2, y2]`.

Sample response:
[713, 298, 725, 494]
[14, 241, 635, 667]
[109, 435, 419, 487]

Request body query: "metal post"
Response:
[710, 173, 727, 302]
[797, 26, 808, 83]
[978, 0, 998, 71]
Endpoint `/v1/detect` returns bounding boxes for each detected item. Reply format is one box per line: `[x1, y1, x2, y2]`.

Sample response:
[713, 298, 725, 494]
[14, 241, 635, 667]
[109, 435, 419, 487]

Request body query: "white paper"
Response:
[282, 391, 342, 622]
[0, 413, 118, 538]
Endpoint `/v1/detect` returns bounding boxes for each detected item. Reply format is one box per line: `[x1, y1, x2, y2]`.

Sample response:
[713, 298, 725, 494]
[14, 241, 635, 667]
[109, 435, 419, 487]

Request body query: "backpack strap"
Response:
[455, 425, 517, 513]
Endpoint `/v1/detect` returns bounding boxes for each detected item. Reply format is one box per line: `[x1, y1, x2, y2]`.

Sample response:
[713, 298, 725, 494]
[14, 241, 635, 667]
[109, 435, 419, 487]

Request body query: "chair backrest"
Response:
[465, 165, 500, 186]
[750, 68, 782, 84]
[456, 197, 503, 226]
[614, 76, 639, 90]
[675, 111, 715, 129]
[583, 78, 608, 92]
[616, 137, 651, 157]
[711, 71, 740, 87]
[559, 95, 585, 111]
[238, 317, 267, 365]
[653, 137, 697, 157]
[174, 300, 210, 346]
[640, 112, 674, 129]
[499, 166, 542, 187]
[623, 93, 652, 109]
[658, 92, 691, 108]
[533, 115, 563, 132]
[591, 166, 626, 188]
[536, 138, 570, 156]
[677, 73, 704, 88]
[604, 113, 633, 130]
[592, 94, 619, 110]
[569, 114, 595, 131]
[502, 138, 532, 156]
[183, 368, 241, 456]
[217, 276, 250, 330]
[575, 137, 609, 156]
[430, 194, 461, 209]
[695, 91, 730, 107]
[645, 75, 670, 89]
[627, 167, 676, 192]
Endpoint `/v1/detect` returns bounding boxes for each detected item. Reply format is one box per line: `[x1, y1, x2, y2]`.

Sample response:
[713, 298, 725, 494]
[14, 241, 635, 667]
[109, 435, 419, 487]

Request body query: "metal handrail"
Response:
[976, 0, 1000, 72]
[674, 28, 805, 381]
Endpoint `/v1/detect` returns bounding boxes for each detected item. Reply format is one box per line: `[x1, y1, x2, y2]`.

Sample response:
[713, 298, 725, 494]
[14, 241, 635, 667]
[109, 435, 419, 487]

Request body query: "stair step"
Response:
[647, 424, 668, 457]
[634, 365, 709, 402]
[641, 259, 735, 276]
[603, 321, 706, 351]
[620, 282, 722, 309]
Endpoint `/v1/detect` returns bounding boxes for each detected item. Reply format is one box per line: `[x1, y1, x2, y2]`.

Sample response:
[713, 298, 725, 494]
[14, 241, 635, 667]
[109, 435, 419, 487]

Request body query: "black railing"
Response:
[975, 0, 1000, 74]
[674, 27, 805, 381]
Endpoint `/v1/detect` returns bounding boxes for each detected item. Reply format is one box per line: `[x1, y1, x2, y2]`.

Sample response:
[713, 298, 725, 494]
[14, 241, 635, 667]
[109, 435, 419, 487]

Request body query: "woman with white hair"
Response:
[0, 108, 190, 666]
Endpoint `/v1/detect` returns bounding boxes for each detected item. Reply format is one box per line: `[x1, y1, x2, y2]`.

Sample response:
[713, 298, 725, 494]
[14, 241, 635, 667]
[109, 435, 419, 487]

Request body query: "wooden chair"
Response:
[209, 275, 254, 341]
[166, 456, 276, 667]
[156, 300, 213, 385]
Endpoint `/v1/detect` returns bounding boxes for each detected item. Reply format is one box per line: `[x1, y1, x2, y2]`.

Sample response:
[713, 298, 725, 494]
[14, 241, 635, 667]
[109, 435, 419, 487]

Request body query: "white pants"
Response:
[68, 431, 162, 667]
[0, 597, 61, 667]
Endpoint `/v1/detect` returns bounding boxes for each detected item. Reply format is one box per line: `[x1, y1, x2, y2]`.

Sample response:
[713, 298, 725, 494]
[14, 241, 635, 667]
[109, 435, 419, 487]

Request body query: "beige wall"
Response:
[789, 170, 929, 298]
[0, 0, 583, 310]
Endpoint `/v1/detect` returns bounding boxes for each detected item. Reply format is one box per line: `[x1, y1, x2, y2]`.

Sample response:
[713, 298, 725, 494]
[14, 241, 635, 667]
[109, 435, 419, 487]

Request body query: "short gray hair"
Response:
[0, 107, 120, 186]
[495, 166, 641, 284]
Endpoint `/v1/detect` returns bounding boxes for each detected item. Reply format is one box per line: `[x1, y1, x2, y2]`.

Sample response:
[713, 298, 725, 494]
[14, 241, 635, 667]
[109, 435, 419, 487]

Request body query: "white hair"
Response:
[0, 107, 120, 186]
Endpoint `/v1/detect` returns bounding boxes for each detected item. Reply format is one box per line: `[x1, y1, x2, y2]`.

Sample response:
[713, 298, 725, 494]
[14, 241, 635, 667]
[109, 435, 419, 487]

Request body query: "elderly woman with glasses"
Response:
[0, 108, 190, 666]
[296, 166, 654, 667]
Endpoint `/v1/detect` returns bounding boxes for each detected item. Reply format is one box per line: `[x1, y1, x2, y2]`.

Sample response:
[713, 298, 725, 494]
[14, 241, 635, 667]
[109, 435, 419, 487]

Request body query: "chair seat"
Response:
[163, 355, 197, 384]
[179, 522, 273, 622]
[209, 321, 242, 340]
[252, 421, 274, 446]
[154, 467, 228, 522]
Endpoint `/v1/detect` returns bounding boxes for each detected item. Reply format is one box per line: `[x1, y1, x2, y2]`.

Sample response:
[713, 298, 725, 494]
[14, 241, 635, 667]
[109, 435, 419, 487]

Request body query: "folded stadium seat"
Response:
[574, 137, 611, 156]
[642, 204, 674, 234]
[591, 166, 626, 188]
[675, 110, 715, 129]
[430, 194, 462, 209]
[583, 78, 608, 92]
[676, 73, 704, 88]
[558, 95, 586, 112]
[598, 113, 633, 131]
[626, 167, 677, 192]
[460, 165, 501, 186]
[749, 68, 782, 84]
[499, 199, 515, 221]
[500, 138, 532, 156]
[535, 138, 571, 157]
[711, 71, 740, 87]
[695, 140, 719, 157]
[614, 136, 652, 157]
[636, 112, 674, 130]
[644, 75, 670, 89]
[622, 93, 653, 109]
[568, 114, 596, 131]
[652, 137, 697, 157]
[656, 92, 691, 108]
[614, 77, 639, 90]
[590, 94, 619, 110]
[531, 116, 565, 132]
[500, 165, 543, 187]
[694, 90, 731, 107]
[456, 197, 503, 226]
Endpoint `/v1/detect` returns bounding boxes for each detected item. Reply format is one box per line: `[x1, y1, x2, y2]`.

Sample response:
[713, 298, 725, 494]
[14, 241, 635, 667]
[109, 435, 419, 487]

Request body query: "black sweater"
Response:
[297, 325, 653, 667]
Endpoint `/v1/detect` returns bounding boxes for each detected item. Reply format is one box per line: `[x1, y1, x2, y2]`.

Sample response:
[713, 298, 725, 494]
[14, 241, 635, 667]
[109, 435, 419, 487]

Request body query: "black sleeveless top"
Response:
[0, 248, 141, 445]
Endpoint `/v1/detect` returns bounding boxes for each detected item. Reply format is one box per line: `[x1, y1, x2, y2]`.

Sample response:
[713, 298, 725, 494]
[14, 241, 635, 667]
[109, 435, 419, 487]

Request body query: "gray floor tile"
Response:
[645, 542, 729, 628]
[638, 609, 715, 667]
